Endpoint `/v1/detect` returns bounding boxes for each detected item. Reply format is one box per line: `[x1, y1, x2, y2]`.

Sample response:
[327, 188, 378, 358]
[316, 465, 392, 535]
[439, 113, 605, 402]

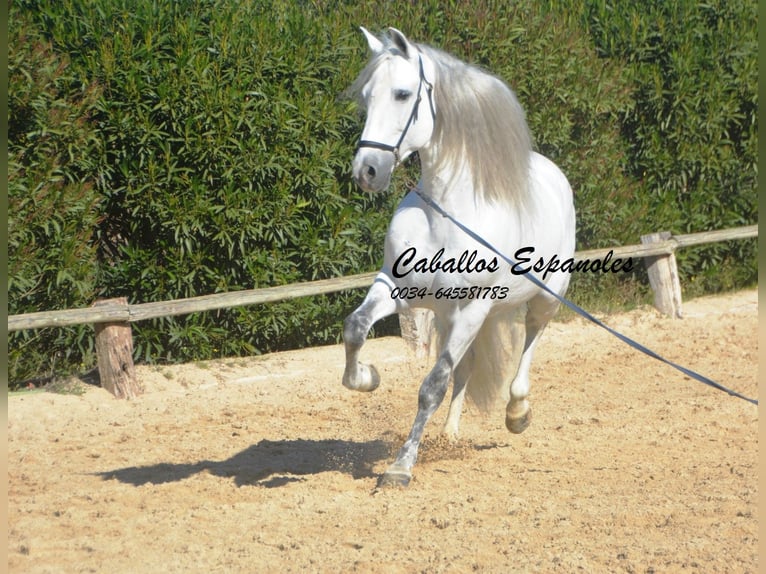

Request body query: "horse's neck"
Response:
[417, 148, 472, 207]
[416, 146, 531, 240]
[417, 149, 502, 214]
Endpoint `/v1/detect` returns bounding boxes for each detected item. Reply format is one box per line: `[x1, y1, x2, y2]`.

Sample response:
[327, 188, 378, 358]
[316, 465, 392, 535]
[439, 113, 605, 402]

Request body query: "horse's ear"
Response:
[387, 27, 413, 58]
[360, 26, 384, 54]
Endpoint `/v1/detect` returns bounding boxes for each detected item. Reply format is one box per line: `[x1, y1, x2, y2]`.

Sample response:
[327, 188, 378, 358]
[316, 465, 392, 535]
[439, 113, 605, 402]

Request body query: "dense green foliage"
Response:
[8, 0, 757, 385]
[564, 0, 758, 294]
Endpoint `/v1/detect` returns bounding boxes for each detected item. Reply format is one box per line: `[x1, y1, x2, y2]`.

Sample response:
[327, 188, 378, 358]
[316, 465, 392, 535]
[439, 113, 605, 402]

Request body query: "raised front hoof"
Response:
[506, 408, 532, 434]
[377, 469, 412, 489]
[342, 363, 381, 392]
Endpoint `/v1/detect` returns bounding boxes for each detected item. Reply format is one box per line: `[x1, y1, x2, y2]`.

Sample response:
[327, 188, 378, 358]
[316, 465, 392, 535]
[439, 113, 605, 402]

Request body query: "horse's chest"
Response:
[383, 203, 502, 292]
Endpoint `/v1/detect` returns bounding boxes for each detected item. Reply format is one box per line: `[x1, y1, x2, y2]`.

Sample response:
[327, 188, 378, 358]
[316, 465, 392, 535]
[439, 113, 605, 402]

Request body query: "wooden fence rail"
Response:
[8, 224, 756, 333]
[7, 224, 757, 396]
[8, 272, 379, 332]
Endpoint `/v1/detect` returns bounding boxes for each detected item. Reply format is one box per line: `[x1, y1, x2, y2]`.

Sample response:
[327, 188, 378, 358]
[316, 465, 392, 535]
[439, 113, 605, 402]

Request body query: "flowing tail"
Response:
[463, 309, 525, 412]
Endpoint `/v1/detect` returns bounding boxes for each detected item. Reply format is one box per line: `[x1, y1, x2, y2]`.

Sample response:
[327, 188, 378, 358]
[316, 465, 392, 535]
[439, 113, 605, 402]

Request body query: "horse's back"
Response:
[530, 152, 575, 224]
[527, 151, 576, 255]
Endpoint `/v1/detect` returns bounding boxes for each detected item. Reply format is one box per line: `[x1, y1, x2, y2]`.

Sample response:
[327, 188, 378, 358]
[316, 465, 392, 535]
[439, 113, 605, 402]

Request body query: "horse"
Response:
[343, 27, 576, 487]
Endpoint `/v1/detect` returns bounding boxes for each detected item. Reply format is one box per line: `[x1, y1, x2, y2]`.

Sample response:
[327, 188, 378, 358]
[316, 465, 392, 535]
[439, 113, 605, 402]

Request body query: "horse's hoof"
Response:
[342, 363, 380, 392]
[377, 470, 411, 488]
[506, 408, 531, 434]
[442, 429, 459, 443]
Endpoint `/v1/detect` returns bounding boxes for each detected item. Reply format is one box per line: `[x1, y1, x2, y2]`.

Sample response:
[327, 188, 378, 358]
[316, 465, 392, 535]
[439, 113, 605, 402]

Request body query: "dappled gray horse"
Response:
[343, 28, 575, 487]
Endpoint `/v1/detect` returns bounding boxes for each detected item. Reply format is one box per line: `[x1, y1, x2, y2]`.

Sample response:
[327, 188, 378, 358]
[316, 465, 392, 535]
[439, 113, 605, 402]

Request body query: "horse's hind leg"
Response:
[506, 293, 560, 434]
[442, 352, 472, 440]
[342, 278, 397, 392]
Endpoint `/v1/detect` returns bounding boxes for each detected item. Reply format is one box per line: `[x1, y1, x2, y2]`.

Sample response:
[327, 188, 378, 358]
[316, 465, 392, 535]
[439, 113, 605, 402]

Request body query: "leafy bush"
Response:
[8, 0, 756, 387]
[547, 0, 758, 296]
[8, 8, 104, 378]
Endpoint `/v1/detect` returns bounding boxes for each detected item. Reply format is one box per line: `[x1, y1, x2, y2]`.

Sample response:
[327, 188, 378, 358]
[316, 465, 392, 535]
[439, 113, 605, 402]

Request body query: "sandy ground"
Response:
[8, 289, 758, 573]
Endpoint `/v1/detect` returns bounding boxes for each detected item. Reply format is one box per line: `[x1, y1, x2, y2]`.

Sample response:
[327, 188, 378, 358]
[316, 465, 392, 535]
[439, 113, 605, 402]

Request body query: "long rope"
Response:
[414, 190, 758, 406]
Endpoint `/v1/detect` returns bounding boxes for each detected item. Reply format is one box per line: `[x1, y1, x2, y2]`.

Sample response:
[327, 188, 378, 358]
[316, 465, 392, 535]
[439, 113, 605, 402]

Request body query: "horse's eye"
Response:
[394, 89, 412, 102]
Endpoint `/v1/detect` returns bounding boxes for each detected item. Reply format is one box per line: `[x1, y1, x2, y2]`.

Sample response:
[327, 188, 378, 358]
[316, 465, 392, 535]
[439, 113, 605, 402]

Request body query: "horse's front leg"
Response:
[342, 277, 398, 392]
[379, 302, 490, 487]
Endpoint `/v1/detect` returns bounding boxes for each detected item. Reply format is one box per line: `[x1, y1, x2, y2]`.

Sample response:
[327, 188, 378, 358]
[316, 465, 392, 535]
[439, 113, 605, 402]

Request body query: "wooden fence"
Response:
[7, 224, 757, 397]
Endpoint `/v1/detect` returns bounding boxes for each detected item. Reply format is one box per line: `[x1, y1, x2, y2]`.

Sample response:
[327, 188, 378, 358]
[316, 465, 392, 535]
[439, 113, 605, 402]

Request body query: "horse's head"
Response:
[352, 27, 436, 193]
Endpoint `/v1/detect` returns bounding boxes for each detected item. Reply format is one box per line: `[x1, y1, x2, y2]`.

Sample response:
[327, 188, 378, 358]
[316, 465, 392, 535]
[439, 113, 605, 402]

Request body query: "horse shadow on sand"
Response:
[96, 438, 392, 488]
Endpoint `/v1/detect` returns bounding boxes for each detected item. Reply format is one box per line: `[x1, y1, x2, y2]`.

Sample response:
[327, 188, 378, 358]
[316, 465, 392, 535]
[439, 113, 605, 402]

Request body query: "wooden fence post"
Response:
[399, 308, 436, 360]
[92, 297, 142, 399]
[641, 232, 683, 318]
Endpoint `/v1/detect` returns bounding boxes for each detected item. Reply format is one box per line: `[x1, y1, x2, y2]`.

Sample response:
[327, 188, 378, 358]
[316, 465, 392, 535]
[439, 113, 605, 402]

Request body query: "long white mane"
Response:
[422, 44, 532, 208]
[351, 35, 532, 209]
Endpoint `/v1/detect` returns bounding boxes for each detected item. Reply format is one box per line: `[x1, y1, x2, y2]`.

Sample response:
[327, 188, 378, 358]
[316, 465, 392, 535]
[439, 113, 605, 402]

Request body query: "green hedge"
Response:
[8, 0, 757, 386]
[572, 0, 758, 295]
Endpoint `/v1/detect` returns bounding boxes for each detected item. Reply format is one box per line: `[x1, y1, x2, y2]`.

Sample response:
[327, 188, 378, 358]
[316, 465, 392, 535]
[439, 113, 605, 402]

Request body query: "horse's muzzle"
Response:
[352, 149, 395, 193]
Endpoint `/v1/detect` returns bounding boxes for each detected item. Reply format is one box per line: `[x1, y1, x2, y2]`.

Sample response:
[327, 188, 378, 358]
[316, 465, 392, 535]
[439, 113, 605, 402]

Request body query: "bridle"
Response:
[356, 53, 436, 166]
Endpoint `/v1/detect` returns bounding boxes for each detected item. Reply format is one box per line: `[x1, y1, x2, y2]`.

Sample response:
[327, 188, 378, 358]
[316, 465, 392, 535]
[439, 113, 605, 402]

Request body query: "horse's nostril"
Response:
[366, 165, 376, 179]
